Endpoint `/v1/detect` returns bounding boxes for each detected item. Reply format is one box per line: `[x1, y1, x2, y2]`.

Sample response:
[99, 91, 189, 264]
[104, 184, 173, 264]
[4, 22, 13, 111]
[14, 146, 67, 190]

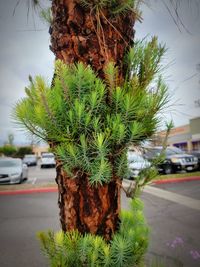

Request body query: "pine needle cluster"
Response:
[14, 37, 169, 186]
[79, 0, 141, 16]
[37, 198, 148, 267]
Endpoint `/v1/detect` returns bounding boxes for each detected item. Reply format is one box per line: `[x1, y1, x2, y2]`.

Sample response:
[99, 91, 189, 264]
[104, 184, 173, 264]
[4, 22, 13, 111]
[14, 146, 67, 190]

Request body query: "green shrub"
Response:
[15, 146, 33, 158]
[0, 145, 17, 157]
[37, 198, 148, 267]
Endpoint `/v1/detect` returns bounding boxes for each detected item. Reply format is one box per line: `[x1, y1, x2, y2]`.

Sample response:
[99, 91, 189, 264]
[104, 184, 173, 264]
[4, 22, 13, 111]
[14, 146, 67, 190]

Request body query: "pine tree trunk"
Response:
[50, 0, 135, 240]
[50, 0, 135, 80]
[56, 165, 121, 241]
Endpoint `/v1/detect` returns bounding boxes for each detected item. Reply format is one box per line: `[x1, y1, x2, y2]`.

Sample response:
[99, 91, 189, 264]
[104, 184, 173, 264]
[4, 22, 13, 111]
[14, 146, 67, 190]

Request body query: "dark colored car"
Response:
[144, 146, 198, 174]
[190, 151, 200, 170]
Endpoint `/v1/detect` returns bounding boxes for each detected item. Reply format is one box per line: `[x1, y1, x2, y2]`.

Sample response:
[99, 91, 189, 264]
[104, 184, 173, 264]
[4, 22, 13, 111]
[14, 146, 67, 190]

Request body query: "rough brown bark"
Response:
[56, 165, 121, 241]
[50, 0, 135, 81]
[50, 0, 135, 240]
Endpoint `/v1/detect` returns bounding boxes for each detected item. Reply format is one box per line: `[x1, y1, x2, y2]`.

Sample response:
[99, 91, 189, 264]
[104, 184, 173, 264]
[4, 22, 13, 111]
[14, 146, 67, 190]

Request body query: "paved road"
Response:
[26, 164, 56, 185]
[0, 192, 59, 267]
[154, 180, 200, 200]
[0, 185, 200, 267]
[1, 167, 200, 266]
[140, 191, 200, 267]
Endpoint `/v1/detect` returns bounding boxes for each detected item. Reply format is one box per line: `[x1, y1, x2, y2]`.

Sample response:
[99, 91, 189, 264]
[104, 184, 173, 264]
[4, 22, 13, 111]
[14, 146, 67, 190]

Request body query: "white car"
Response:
[23, 154, 37, 166]
[40, 153, 56, 168]
[127, 152, 151, 179]
[0, 157, 28, 184]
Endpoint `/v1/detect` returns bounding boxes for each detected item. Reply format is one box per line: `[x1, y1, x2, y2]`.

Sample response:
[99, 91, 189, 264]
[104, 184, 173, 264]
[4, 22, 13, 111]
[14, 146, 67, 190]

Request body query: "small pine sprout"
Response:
[54, 230, 64, 246]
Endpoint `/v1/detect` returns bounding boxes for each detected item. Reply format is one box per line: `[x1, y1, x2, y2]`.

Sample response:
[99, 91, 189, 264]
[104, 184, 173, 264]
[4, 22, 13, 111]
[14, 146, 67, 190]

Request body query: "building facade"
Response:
[156, 117, 200, 152]
[32, 145, 49, 157]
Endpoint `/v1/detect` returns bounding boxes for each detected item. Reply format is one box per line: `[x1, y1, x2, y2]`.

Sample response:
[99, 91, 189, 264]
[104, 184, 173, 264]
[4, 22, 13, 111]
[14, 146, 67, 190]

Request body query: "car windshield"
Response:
[146, 147, 184, 157]
[165, 149, 177, 156]
[24, 155, 35, 158]
[145, 148, 161, 157]
[0, 159, 20, 167]
[167, 147, 184, 154]
[128, 154, 145, 163]
[42, 154, 54, 158]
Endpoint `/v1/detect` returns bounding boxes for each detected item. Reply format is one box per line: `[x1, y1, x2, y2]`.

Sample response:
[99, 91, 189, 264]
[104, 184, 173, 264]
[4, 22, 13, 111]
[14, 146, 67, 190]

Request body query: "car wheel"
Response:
[163, 164, 173, 175]
[18, 174, 23, 184]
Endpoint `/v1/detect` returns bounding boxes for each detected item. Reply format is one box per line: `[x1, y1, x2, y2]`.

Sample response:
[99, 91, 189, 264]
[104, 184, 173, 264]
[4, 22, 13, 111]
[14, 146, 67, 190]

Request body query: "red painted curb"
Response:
[0, 187, 58, 196]
[1, 176, 200, 195]
[154, 176, 200, 184]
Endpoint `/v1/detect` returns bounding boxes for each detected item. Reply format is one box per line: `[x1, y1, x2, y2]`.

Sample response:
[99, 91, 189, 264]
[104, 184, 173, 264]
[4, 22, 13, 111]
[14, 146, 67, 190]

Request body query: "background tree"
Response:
[0, 145, 17, 157]
[15, 146, 33, 158]
[7, 133, 14, 146]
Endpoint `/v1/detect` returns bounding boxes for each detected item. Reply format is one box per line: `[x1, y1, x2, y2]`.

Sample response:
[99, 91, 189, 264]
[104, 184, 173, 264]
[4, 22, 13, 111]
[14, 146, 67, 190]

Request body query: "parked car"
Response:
[23, 154, 37, 166]
[144, 146, 198, 174]
[41, 152, 56, 168]
[0, 157, 28, 184]
[190, 151, 200, 170]
[127, 152, 151, 179]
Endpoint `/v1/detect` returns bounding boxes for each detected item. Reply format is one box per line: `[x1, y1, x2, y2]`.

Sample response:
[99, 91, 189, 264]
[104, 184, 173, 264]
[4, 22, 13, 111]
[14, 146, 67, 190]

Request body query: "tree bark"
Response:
[50, 0, 135, 80]
[56, 166, 121, 241]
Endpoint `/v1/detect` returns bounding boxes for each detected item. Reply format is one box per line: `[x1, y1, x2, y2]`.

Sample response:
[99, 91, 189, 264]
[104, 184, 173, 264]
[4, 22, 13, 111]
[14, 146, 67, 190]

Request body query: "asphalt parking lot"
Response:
[154, 180, 200, 200]
[0, 189, 200, 267]
[0, 167, 200, 267]
[26, 164, 56, 185]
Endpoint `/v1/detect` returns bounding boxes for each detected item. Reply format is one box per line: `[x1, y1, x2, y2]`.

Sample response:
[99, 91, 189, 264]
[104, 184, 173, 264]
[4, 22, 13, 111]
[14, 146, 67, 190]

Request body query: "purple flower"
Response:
[190, 250, 200, 260]
[167, 237, 184, 249]
[175, 237, 184, 244]
[171, 243, 176, 248]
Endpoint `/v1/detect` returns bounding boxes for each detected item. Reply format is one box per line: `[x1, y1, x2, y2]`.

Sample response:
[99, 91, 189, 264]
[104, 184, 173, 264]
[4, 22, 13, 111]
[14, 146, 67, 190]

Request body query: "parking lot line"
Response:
[31, 177, 37, 185]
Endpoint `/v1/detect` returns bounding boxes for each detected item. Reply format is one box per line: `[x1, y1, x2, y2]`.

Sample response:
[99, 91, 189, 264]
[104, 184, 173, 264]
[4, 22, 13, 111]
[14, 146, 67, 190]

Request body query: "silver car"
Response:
[23, 154, 37, 166]
[127, 152, 151, 179]
[0, 158, 28, 184]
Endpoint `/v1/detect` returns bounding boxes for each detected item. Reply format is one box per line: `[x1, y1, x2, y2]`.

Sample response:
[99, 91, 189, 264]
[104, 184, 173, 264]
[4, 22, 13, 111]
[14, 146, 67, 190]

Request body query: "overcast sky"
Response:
[0, 0, 200, 145]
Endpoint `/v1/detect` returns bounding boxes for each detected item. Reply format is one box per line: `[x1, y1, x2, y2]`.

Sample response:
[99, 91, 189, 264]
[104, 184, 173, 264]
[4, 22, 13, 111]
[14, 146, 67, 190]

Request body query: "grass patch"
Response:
[155, 171, 200, 180]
